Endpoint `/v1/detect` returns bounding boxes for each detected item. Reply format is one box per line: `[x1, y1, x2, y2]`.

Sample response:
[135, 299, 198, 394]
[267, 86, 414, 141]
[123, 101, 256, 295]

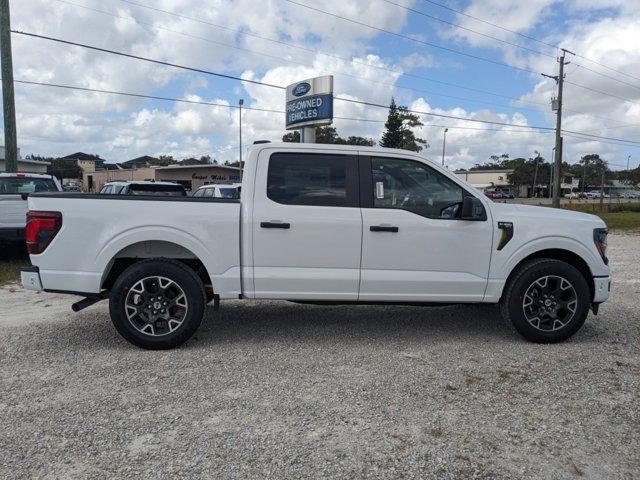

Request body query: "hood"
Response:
[489, 202, 606, 227]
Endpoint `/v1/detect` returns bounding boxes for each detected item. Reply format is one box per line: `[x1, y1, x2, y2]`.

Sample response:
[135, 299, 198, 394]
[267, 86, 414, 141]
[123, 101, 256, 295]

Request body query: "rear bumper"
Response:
[0, 227, 25, 242]
[593, 276, 611, 303]
[21, 266, 43, 292]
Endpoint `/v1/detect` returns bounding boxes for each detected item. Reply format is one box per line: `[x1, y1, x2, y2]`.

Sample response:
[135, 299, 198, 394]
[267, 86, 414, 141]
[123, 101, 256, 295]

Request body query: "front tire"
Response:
[109, 259, 206, 349]
[500, 259, 591, 343]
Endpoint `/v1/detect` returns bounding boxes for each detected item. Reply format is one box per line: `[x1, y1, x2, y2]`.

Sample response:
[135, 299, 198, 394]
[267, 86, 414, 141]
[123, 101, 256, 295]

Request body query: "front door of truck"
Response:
[251, 148, 362, 300]
[358, 154, 493, 302]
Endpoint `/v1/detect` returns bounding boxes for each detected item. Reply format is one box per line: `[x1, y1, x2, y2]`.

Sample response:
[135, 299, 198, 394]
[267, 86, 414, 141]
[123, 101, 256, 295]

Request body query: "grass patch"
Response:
[596, 211, 640, 231]
[0, 260, 28, 286]
[563, 202, 640, 231]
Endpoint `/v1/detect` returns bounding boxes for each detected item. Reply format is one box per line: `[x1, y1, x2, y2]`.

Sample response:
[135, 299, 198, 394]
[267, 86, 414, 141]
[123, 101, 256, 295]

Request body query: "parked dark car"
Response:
[99, 181, 187, 196]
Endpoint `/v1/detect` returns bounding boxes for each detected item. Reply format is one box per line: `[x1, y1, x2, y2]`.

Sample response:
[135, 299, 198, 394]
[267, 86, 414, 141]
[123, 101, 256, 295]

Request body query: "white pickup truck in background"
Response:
[0, 172, 62, 244]
[20, 143, 611, 349]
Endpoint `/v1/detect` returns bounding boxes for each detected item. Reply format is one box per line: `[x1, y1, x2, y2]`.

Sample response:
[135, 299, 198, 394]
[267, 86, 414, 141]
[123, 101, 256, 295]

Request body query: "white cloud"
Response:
[6, 0, 639, 169]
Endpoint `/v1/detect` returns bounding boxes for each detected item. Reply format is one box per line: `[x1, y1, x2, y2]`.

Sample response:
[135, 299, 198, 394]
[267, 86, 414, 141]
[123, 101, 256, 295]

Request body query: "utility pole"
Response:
[238, 98, 243, 179]
[1, 0, 18, 173]
[543, 48, 573, 208]
[441, 128, 448, 166]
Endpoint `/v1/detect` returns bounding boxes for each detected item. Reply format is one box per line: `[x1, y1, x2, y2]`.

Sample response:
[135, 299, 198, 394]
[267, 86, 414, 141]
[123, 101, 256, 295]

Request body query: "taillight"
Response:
[593, 228, 608, 265]
[25, 211, 62, 254]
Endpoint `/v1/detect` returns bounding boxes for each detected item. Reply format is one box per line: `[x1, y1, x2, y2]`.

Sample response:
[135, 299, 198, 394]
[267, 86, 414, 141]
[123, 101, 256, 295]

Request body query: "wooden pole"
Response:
[0, 0, 18, 172]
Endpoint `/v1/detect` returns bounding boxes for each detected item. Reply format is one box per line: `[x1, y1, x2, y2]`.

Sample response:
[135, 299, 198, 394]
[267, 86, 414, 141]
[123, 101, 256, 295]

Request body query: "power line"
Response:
[18, 79, 640, 150]
[283, 0, 541, 75]
[420, 0, 640, 85]
[419, 0, 558, 51]
[565, 80, 640, 107]
[116, 0, 543, 104]
[11, 30, 557, 131]
[13, 78, 555, 136]
[574, 63, 640, 92]
[381, 0, 555, 59]
[14, 79, 284, 113]
[12, 30, 285, 90]
[114, 0, 633, 126]
[335, 96, 552, 130]
[13, 30, 640, 145]
[561, 128, 640, 146]
[47, 0, 548, 117]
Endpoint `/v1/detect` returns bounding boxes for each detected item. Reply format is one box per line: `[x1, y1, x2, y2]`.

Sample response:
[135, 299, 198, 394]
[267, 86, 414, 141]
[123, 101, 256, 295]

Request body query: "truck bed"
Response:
[27, 193, 241, 296]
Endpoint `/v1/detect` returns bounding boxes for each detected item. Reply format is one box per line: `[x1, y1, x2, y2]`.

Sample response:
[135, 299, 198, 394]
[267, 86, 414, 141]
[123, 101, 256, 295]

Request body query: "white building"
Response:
[0, 146, 50, 173]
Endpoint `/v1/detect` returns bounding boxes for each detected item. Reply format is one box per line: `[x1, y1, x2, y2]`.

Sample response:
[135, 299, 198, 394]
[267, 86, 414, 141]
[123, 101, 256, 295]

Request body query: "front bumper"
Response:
[593, 276, 611, 303]
[21, 266, 43, 292]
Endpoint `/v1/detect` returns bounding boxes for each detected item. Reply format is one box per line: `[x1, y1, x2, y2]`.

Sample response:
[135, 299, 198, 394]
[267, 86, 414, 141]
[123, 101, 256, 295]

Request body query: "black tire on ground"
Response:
[109, 258, 206, 350]
[500, 258, 591, 343]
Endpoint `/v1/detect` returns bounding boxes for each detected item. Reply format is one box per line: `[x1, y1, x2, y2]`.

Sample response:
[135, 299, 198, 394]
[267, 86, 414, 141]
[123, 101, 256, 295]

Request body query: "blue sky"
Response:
[4, 0, 640, 170]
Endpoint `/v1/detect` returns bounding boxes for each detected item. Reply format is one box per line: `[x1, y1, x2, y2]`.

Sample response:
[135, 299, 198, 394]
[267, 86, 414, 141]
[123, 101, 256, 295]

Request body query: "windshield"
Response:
[128, 184, 186, 196]
[0, 177, 58, 194]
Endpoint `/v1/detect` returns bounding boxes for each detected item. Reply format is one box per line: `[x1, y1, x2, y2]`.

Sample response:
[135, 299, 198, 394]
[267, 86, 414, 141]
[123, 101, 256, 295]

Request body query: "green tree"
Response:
[45, 157, 83, 180]
[575, 154, 611, 190]
[282, 126, 374, 146]
[179, 156, 211, 166]
[379, 98, 428, 152]
[149, 155, 177, 167]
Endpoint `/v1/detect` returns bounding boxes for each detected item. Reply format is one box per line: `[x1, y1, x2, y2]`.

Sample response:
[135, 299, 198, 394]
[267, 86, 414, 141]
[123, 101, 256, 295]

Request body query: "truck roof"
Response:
[248, 142, 435, 161]
[0, 172, 56, 179]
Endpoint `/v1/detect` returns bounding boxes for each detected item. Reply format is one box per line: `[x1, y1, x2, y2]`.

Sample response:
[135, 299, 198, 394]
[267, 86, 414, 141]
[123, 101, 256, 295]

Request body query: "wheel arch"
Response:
[100, 240, 213, 292]
[500, 248, 594, 302]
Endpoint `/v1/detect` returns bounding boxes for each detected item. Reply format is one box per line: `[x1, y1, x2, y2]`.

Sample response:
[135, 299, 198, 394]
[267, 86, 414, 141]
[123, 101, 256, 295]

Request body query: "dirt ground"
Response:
[0, 234, 638, 479]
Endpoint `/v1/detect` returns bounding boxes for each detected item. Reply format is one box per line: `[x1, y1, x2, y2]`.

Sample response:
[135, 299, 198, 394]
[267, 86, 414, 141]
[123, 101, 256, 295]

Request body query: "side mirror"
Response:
[21, 193, 28, 201]
[461, 196, 486, 221]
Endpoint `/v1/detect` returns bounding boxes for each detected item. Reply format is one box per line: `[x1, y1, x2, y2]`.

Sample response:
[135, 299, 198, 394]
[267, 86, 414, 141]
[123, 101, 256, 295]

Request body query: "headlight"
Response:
[593, 228, 608, 265]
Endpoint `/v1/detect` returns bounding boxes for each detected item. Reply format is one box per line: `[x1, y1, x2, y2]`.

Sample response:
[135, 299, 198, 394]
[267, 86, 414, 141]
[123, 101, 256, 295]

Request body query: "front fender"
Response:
[484, 235, 608, 302]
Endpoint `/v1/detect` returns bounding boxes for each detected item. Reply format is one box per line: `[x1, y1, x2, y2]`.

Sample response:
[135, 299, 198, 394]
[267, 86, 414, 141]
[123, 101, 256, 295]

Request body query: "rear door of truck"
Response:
[251, 147, 362, 300]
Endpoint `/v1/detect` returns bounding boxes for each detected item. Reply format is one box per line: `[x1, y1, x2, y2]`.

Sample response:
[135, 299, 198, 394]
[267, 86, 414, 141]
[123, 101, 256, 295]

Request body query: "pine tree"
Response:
[379, 98, 404, 149]
[380, 98, 428, 152]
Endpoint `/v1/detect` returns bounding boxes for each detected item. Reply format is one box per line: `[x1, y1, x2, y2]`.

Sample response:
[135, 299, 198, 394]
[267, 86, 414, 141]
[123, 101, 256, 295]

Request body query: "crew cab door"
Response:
[251, 149, 362, 300]
[359, 154, 493, 302]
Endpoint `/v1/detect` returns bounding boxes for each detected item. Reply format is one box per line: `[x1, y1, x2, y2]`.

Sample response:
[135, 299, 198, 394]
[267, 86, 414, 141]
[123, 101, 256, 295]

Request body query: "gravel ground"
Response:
[1, 235, 638, 479]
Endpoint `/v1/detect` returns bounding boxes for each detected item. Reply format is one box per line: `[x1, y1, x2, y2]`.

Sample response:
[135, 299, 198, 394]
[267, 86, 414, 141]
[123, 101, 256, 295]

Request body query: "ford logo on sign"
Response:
[292, 82, 311, 97]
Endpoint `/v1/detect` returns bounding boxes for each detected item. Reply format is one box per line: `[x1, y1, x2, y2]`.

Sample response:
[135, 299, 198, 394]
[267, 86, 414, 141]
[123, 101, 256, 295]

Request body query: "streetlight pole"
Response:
[238, 98, 243, 179]
[441, 128, 448, 166]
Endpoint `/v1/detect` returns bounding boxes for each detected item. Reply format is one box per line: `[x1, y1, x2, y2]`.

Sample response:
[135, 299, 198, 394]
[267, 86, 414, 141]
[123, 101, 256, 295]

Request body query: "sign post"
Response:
[285, 76, 333, 143]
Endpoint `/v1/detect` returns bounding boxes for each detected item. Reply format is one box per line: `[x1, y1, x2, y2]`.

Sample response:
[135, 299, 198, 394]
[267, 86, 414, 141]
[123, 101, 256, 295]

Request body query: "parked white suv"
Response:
[0, 172, 61, 243]
[20, 143, 611, 349]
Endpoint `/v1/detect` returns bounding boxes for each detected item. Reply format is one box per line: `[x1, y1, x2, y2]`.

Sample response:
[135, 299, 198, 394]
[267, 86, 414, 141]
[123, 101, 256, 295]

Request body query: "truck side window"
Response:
[267, 153, 357, 207]
[371, 157, 464, 219]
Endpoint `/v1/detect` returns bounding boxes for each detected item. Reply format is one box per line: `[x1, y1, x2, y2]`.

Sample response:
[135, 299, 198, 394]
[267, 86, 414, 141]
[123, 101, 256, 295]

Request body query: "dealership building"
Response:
[83, 164, 242, 193]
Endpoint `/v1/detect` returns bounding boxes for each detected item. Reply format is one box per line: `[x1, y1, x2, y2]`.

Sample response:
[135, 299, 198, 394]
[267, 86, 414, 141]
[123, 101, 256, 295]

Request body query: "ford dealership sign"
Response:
[286, 76, 333, 130]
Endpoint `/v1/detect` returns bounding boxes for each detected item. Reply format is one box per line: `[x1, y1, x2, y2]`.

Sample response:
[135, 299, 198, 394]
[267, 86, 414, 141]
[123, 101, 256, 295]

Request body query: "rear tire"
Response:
[109, 258, 206, 349]
[500, 259, 590, 343]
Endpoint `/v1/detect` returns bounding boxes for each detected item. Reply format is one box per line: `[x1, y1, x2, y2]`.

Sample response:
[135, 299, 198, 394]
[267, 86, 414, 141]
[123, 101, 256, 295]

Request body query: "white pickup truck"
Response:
[0, 172, 62, 243]
[21, 143, 611, 349]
